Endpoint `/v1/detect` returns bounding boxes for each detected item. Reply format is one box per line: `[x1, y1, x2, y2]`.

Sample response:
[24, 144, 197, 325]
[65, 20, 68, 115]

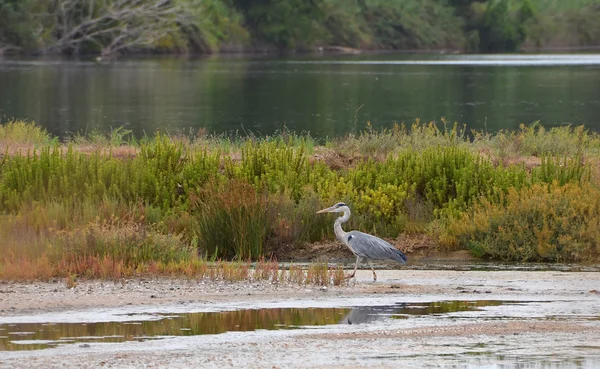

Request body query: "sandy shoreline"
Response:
[2, 268, 598, 315]
[1, 269, 600, 368]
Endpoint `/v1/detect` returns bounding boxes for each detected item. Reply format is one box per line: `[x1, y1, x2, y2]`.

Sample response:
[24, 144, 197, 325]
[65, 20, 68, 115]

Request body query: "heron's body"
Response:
[318, 202, 407, 281]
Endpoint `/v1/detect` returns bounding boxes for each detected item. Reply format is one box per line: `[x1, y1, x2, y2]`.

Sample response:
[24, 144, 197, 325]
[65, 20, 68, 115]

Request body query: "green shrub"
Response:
[232, 0, 328, 50]
[477, 0, 534, 52]
[447, 182, 600, 262]
[360, 0, 465, 49]
[0, 119, 52, 145]
[0, 0, 41, 52]
[178, 0, 249, 52]
[51, 218, 193, 268]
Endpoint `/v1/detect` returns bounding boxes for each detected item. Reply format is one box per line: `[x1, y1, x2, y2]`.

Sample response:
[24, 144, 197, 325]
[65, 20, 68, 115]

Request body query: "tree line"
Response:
[0, 0, 598, 57]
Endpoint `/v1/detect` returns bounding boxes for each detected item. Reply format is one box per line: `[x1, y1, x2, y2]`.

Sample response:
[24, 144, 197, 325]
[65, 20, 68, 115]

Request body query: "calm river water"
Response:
[1, 53, 600, 139]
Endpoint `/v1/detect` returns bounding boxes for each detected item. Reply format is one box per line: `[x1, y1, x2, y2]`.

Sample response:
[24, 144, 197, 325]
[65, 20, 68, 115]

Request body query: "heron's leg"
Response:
[345, 256, 362, 279]
[368, 260, 377, 281]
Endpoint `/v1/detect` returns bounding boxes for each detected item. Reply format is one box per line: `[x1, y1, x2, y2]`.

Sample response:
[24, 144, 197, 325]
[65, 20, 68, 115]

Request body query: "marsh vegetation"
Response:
[1, 119, 598, 282]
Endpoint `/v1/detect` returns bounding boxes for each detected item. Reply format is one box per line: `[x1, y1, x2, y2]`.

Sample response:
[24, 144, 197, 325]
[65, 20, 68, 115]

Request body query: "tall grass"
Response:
[192, 181, 270, 260]
[472, 123, 597, 160]
[0, 119, 53, 146]
[0, 120, 598, 278]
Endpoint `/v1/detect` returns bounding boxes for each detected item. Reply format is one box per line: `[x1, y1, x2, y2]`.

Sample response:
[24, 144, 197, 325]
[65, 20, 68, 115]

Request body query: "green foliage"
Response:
[360, 0, 465, 49]
[320, 0, 370, 47]
[524, 0, 600, 48]
[531, 154, 589, 186]
[232, 0, 328, 50]
[477, 0, 535, 52]
[0, 0, 599, 54]
[191, 181, 270, 260]
[177, 0, 249, 52]
[332, 120, 470, 161]
[0, 119, 53, 145]
[71, 126, 135, 147]
[0, 0, 39, 52]
[312, 144, 571, 236]
[0, 135, 220, 211]
[53, 217, 194, 268]
[472, 123, 598, 164]
[226, 139, 310, 201]
[448, 182, 600, 262]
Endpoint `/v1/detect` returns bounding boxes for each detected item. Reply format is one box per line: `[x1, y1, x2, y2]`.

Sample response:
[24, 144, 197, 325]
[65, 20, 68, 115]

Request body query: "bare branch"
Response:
[41, 0, 193, 56]
[0, 44, 22, 56]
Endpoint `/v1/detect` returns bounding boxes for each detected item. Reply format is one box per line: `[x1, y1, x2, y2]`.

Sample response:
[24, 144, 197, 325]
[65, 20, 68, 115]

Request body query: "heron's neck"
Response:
[334, 209, 351, 245]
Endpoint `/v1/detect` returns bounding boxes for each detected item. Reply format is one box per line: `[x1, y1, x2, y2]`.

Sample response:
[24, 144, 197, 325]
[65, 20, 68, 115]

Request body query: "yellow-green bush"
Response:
[0, 119, 52, 145]
[446, 182, 600, 262]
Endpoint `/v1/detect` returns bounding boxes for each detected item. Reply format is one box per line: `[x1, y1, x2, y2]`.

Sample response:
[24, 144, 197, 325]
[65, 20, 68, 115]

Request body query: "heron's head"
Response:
[316, 202, 349, 214]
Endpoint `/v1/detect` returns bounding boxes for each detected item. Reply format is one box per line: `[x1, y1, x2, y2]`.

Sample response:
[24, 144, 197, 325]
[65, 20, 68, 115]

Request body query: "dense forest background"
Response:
[0, 0, 599, 56]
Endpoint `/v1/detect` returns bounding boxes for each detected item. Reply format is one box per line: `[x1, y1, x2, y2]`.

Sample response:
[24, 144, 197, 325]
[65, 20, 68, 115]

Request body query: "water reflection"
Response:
[1, 54, 600, 139]
[339, 300, 505, 324]
[0, 300, 514, 351]
[0, 307, 349, 351]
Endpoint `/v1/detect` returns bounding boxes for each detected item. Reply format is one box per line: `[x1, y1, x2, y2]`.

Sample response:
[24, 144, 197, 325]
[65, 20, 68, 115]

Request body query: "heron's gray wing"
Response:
[348, 231, 407, 264]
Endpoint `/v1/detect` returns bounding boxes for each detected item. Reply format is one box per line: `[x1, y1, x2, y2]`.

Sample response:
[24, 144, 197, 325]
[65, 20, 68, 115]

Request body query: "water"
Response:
[1, 53, 600, 139]
[0, 300, 511, 351]
[2, 298, 599, 368]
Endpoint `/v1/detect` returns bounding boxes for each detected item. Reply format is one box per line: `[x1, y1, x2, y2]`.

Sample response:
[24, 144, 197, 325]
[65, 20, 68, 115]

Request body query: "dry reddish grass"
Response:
[0, 256, 54, 280]
[0, 253, 355, 285]
[477, 147, 543, 170]
[75, 144, 139, 159]
[0, 142, 140, 159]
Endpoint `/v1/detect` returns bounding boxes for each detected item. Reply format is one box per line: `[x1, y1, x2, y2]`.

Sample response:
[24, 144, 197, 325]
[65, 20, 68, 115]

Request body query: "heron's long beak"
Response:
[316, 207, 334, 214]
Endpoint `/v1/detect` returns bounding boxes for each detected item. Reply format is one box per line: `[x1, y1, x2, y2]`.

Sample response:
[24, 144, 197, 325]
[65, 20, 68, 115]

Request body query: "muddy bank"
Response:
[1, 268, 598, 316]
[1, 269, 599, 368]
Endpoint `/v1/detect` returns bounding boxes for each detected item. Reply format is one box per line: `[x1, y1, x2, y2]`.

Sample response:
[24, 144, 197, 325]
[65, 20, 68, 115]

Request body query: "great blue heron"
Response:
[317, 202, 407, 281]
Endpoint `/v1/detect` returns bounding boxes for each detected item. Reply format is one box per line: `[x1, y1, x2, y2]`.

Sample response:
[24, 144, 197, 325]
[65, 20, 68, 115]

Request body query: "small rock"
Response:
[80, 344, 91, 348]
[150, 295, 157, 298]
